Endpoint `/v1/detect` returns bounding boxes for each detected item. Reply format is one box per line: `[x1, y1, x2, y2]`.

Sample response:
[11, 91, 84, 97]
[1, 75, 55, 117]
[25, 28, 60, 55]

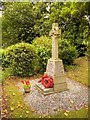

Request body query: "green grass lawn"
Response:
[66, 56, 88, 86]
[2, 56, 89, 118]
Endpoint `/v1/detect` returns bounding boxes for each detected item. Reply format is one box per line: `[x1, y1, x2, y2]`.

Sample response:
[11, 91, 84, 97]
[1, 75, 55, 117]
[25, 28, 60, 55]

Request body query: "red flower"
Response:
[38, 75, 54, 88]
[21, 80, 30, 85]
[26, 80, 30, 85]
[42, 75, 48, 79]
[21, 80, 31, 89]
[21, 80, 25, 84]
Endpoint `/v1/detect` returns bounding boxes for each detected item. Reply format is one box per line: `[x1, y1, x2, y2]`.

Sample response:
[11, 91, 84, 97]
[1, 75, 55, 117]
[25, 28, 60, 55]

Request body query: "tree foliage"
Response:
[2, 3, 36, 47]
[2, 2, 89, 56]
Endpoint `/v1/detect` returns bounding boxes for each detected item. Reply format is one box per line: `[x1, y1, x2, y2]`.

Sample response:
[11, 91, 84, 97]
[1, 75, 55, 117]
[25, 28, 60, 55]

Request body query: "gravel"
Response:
[17, 78, 88, 115]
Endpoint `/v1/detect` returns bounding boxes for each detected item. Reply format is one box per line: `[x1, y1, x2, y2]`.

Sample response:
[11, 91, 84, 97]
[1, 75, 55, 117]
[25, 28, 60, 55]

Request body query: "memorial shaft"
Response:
[52, 35, 58, 60]
[51, 23, 59, 60]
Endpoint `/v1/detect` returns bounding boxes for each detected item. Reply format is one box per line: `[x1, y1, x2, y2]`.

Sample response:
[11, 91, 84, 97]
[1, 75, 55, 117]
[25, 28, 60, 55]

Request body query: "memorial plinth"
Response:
[36, 23, 68, 95]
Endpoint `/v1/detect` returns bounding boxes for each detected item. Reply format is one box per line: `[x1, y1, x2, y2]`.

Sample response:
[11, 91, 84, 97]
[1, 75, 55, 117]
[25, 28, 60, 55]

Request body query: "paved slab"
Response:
[17, 78, 88, 115]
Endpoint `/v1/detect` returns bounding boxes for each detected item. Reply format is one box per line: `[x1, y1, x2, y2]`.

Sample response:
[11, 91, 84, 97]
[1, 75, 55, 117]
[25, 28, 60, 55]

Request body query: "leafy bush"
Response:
[36, 47, 50, 73]
[2, 42, 39, 76]
[76, 39, 88, 57]
[32, 36, 52, 73]
[58, 39, 78, 65]
[33, 36, 52, 49]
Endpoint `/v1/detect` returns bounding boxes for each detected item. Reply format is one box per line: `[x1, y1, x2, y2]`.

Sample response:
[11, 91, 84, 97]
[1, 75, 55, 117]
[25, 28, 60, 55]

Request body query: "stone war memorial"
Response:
[36, 23, 68, 95]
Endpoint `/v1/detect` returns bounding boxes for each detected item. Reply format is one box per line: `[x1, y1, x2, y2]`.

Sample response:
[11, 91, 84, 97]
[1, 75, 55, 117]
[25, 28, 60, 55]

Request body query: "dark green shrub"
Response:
[58, 39, 78, 65]
[2, 42, 39, 76]
[32, 36, 52, 73]
[76, 39, 88, 57]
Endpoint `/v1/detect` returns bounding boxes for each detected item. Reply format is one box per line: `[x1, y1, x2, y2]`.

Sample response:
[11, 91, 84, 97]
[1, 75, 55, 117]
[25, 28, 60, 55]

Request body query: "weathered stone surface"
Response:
[53, 76, 66, 84]
[46, 58, 64, 77]
[36, 83, 54, 95]
[45, 58, 67, 92]
[54, 82, 67, 92]
[51, 23, 60, 60]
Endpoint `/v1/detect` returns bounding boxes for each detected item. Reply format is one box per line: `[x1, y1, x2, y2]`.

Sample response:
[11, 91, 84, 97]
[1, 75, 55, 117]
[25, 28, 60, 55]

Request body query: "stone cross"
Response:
[50, 23, 61, 60]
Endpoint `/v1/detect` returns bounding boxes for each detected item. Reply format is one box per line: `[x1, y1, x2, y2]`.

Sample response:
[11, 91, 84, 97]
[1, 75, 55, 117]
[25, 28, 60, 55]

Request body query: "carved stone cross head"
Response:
[49, 23, 61, 37]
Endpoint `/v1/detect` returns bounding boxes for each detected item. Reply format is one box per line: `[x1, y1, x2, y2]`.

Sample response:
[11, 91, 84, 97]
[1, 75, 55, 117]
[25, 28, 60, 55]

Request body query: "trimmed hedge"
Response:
[2, 42, 39, 76]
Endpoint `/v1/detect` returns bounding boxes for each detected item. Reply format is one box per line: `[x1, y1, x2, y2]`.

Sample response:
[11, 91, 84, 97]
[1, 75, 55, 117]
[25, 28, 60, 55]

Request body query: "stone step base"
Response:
[35, 83, 54, 95]
[35, 82, 68, 95]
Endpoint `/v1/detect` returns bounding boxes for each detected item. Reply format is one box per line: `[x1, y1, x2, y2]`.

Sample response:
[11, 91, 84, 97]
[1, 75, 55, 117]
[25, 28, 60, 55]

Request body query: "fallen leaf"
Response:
[32, 109, 35, 112]
[64, 112, 68, 116]
[26, 111, 29, 114]
[20, 115, 22, 118]
[20, 105, 23, 108]
[48, 116, 51, 118]
[39, 116, 42, 118]
[70, 100, 74, 104]
[3, 109, 8, 113]
[18, 104, 21, 107]
[12, 93, 15, 96]
[84, 105, 88, 108]
[3, 115, 7, 118]
[65, 110, 69, 113]
[10, 107, 14, 111]
[16, 106, 18, 109]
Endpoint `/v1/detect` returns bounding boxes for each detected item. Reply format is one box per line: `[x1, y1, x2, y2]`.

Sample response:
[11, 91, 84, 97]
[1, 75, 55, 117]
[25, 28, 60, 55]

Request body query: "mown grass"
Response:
[66, 56, 88, 86]
[3, 79, 39, 118]
[51, 108, 88, 118]
[2, 56, 89, 118]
